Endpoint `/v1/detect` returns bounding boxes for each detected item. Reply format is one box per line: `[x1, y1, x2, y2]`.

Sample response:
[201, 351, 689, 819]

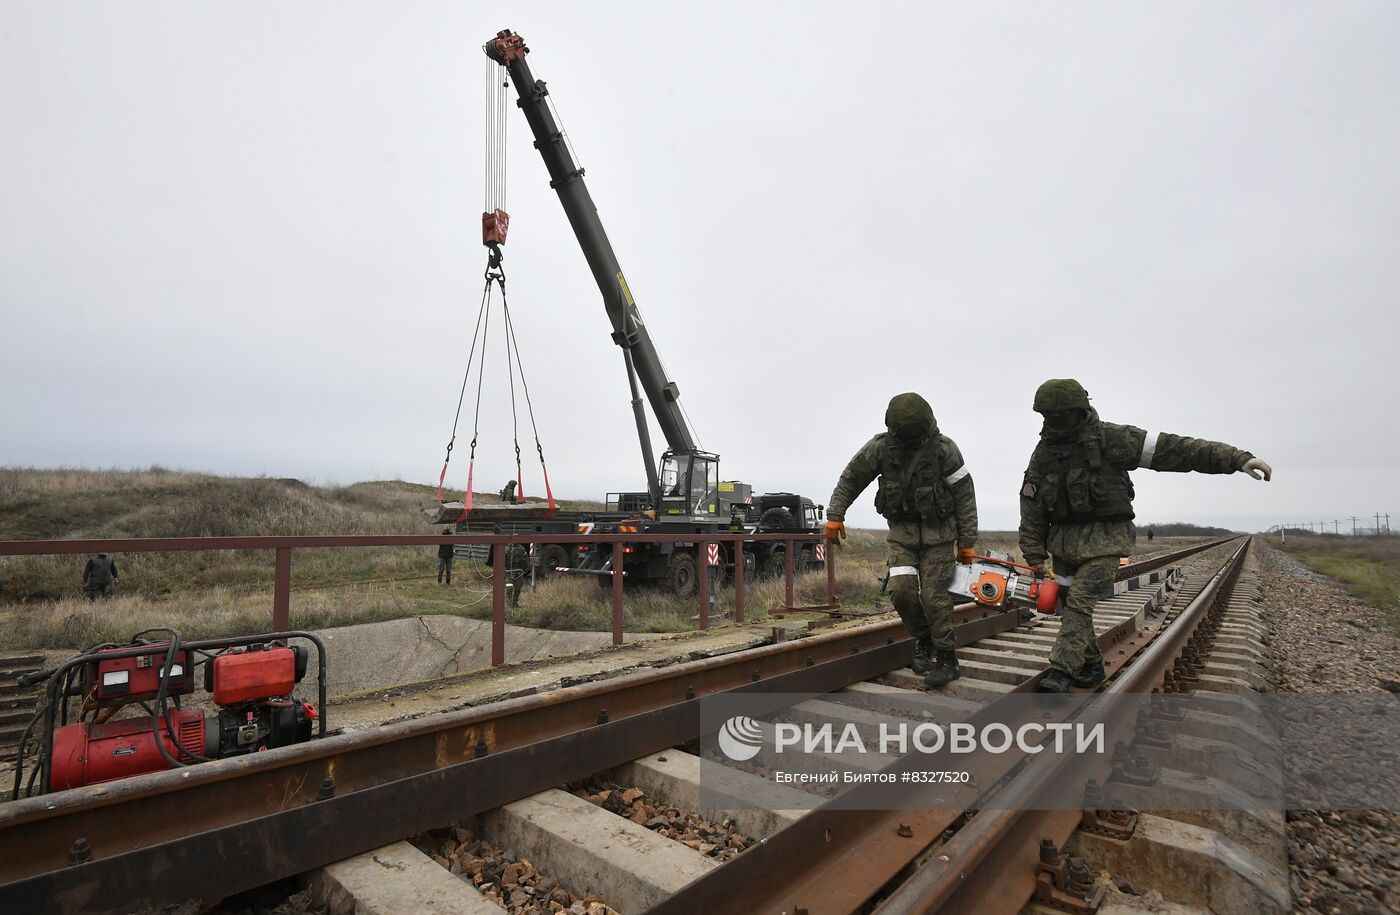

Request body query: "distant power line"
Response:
[1266, 515, 1392, 536]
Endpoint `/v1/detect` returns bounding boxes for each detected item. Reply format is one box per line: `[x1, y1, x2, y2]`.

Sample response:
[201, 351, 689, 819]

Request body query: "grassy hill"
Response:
[1, 467, 1144, 651]
[2, 468, 434, 601]
[0, 467, 619, 648]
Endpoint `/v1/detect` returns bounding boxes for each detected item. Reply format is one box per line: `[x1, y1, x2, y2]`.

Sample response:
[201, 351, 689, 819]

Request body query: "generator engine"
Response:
[949, 552, 1061, 614]
[14, 630, 326, 797]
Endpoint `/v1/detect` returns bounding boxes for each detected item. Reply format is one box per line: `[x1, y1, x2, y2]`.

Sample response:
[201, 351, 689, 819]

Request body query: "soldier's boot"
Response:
[910, 638, 933, 675]
[923, 650, 960, 689]
[1039, 668, 1074, 693]
[1072, 659, 1106, 688]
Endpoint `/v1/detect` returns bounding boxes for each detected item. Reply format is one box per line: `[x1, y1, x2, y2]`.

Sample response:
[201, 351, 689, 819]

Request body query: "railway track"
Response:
[0, 536, 1286, 914]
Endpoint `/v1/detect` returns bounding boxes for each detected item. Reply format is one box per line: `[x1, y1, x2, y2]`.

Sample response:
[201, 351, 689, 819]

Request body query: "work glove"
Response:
[956, 547, 976, 565]
[1027, 563, 1047, 578]
[1241, 458, 1272, 481]
[825, 520, 847, 543]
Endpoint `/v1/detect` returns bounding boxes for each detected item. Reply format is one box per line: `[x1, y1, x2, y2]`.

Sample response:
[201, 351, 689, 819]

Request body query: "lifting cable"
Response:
[434, 57, 555, 521]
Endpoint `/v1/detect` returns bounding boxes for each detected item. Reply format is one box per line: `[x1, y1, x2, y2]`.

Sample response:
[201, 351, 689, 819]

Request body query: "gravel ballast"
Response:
[1257, 542, 1400, 914]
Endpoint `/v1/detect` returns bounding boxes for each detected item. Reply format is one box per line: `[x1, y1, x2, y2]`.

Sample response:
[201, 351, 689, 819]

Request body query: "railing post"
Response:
[697, 541, 709, 631]
[273, 547, 292, 631]
[784, 537, 795, 611]
[826, 538, 837, 608]
[734, 540, 745, 624]
[491, 544, 506, 666]
[611, 541, 624, 646]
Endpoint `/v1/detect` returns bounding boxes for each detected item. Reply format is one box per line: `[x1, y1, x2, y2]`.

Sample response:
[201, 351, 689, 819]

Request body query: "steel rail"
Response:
[645, 546, 1228, 914]
[0, 538, 1223, 912]
[0, 603, 1025, 913]
[872, 538, 1251, 914]
[1117, 535, 1233, 579]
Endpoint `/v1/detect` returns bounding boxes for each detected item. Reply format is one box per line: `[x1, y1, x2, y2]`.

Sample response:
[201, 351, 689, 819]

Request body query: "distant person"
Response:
[82, 553, 119, 600]
[1146, 529, 1155, 542]
[499, 479, 518, 503]
[1019, 379, 1271, 693]
[437, 529, 455, 584]
[504, 544, 531, 608]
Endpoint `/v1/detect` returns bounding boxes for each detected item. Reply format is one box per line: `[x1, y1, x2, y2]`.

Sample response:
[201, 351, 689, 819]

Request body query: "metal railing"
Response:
[0, 531, 838, 666]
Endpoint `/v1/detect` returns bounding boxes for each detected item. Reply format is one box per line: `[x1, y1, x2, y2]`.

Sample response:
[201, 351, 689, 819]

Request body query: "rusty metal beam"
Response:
[0, 603, 1025, 913]
[0, 531, 832, 557]
[873, 539, 1250, 914]
[648, 548, 1223, 915]
[0, 537, 1228, 913]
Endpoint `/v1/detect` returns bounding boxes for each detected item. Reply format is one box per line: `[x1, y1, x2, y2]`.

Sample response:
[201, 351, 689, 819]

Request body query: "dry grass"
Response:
[0, 466, 1043, 651]
[1, 581, 451, 651]
[0, 468, 529, 601]
[1275, 533, 1400, 636]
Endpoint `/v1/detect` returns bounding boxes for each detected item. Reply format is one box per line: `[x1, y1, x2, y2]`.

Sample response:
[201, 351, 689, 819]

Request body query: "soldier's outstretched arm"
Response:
[1111, 425, 1271, 480]
[826, 437, 881, 522]
[943, 439, 978, 549]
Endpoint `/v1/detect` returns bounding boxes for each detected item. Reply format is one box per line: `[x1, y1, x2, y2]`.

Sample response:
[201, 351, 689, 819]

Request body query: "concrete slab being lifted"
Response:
[423, 499, 558, 524]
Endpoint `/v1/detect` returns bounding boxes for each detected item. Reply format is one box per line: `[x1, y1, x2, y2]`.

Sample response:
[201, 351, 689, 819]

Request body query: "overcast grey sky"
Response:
[2, 2, 1395, 532]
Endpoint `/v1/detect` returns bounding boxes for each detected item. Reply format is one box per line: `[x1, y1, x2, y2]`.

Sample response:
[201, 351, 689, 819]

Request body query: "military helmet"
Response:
[885, 392, 935, 441]
[1033, 379, 1090, 413]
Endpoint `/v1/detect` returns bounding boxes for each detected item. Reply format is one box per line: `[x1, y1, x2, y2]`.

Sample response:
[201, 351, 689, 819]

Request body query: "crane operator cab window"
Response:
[659, 452, 721, 517]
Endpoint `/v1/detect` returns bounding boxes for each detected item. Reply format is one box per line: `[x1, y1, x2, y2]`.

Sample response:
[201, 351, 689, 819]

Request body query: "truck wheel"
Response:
[536, 544, 570, 578]
[669, 552, 698, 598]
[758, 507, 798, 531]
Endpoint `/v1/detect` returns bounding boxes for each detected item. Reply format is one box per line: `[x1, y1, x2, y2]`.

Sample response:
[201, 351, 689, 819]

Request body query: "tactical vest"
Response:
[873, 435, 955, 523]
[1033, 423, 1135, 524]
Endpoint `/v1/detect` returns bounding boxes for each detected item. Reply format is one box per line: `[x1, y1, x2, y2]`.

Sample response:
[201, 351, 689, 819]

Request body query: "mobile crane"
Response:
[477, 28, 825, 595]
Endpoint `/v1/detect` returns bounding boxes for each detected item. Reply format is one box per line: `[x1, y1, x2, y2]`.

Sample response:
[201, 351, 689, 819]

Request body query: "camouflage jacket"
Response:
[1018, 410, 1253, 565]
[828, 431, 978, 548]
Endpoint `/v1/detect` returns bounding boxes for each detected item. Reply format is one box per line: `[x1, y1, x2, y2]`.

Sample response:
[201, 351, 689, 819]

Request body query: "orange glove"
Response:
[956, 547, 976, 564]
[825, 520, 847, 543]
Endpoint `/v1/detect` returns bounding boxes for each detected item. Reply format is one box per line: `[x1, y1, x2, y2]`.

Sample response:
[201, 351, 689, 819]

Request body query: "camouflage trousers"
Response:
[1046, 554, 1118, 674]
[887, 541, 957, 650]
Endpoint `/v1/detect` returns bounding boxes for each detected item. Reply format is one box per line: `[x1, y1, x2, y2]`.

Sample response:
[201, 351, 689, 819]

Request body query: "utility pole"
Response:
[1387, 513, 1392, 535]
[1377, 513, 1383, 536]
[1351, 516, 1359, 536]
[1333, 520, 1340, 535]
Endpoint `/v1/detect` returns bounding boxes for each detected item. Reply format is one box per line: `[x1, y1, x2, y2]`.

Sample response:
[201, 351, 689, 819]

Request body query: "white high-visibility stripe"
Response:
[1055, 575, 1075, 587]
[944, 465, 970, 485]
[1139, 431, 1160, 469]
[889, 565, 919, 577]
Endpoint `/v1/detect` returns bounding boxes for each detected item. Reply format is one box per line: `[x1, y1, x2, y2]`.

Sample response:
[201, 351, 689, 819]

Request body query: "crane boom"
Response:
[484, 31, 698, 483]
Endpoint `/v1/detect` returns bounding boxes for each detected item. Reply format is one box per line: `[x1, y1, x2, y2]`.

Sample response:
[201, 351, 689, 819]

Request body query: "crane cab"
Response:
[658, 450, 722, 518]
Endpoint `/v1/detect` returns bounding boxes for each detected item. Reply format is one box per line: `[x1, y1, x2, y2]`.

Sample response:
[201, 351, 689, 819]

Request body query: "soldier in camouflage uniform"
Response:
[1019, 379, 1272, 693]
[827, 393, 979, 687]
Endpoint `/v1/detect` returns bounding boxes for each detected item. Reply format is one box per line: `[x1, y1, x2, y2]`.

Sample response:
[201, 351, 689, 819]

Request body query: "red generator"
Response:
[15, 631, 326, 796]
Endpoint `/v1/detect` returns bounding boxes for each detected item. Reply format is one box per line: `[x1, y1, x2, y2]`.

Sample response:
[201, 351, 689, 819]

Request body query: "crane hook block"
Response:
[482, 209, 510, 247]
